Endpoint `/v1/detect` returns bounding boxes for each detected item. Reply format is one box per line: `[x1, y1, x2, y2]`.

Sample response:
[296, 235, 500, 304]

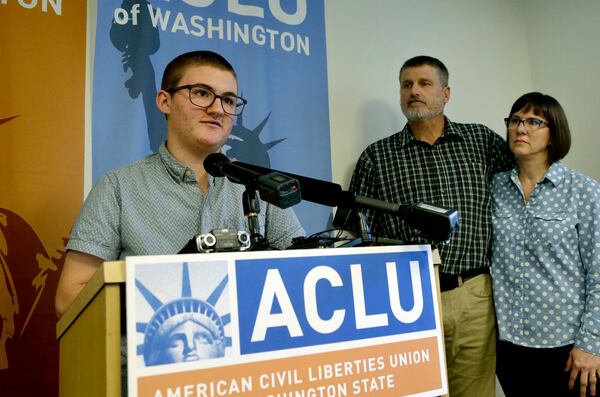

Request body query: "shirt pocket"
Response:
[458, 161, 491, 188]
[529, 210, 569, 244]
[492, 207, 514, 242]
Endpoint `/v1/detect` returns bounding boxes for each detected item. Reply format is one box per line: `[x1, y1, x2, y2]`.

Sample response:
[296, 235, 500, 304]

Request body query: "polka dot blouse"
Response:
[491, 161, 600, 355]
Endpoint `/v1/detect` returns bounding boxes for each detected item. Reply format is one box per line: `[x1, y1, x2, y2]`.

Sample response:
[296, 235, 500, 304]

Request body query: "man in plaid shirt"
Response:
[349, 56, 514, 397]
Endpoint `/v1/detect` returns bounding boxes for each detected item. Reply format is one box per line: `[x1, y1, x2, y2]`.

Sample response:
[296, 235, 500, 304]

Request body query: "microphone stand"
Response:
[338, 210, 407, 248]
[242, 185, 271, 250]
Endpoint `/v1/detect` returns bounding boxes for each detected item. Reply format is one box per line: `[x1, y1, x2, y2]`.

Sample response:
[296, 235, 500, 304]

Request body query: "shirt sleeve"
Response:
[66, 173, 123, 260]
[487, 127, 516, 173]
[348, 148, 380, 229]
[575, 175, 600, 356]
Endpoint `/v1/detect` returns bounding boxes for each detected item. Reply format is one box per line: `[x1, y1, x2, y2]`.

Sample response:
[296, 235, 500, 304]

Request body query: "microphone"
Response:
[204, 153, 302, 209]
[342, 196, 458, 242]
[397, 202, 459, 242]
[232, 159, 351, 207]
[232, 160, 458, 241]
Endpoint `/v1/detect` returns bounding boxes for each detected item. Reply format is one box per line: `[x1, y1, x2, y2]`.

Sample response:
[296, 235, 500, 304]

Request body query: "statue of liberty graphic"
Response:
[134, 262, 231, 366]
[1, 116, 66, 372]
[109, 0, 166, 152]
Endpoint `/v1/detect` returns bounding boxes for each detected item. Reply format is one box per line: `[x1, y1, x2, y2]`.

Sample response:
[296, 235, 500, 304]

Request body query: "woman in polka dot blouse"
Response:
[491, 92, 600, 397]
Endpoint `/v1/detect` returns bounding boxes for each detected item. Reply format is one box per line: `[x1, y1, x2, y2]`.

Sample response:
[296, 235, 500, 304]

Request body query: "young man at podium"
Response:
[55, 50, 304, 318]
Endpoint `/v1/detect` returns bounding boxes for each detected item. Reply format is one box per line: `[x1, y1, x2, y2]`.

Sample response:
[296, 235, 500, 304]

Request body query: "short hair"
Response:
[507, 92, 571, 164]
[160, 50, 237, 91]
[399, 55, 449, 87]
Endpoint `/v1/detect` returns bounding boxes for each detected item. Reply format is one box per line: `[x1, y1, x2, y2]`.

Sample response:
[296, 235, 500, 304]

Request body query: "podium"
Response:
[56, 261, 125, 397]
[56, 250, 444, 397]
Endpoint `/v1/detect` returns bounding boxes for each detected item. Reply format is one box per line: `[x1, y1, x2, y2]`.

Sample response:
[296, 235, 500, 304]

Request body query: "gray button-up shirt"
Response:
[67, 142, 305, 259]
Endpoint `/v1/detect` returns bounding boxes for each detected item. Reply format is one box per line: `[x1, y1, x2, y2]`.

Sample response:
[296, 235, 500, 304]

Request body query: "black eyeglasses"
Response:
[504, 117, 548, 131]
[166, 84, 247, 116]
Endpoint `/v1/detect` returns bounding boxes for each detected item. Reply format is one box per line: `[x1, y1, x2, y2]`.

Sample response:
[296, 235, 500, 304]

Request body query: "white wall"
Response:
[525, 0, 600, 180]
[325, 0, 600, 187]
[85, 0, 600, 189]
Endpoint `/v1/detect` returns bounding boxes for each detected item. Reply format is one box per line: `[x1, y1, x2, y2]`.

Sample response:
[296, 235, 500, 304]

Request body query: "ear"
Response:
[443, 85, 451, 104]
[156, 90, 171, 115]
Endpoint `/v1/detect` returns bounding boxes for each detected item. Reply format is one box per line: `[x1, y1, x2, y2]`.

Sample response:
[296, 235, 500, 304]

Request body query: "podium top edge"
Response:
[56, 261, 125, 338]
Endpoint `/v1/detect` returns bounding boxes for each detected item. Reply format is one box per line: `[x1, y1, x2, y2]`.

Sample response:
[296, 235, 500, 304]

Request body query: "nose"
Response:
[515, 120, 528, 134]
[181, 334, 195, 355]
[207, 96, 225, 115]
[408, 84, 421, 97]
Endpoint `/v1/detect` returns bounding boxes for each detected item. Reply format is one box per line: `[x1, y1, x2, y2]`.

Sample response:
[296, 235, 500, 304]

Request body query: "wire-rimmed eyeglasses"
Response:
[166, 84, 247, 116]
[504, 117, 548, 132]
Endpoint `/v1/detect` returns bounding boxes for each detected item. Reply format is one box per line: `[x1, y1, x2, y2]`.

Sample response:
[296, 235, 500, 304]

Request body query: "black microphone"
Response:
[350, 196, 458, 241]
[232, 159, 458, 241]
[396, 202, 459, 242]
[205, 152, 261, 183]
[232, 159, 352, 207]
[204, 153, 302, 209]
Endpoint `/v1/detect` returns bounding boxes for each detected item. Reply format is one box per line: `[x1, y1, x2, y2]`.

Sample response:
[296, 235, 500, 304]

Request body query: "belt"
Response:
[439, 267, 489, 292]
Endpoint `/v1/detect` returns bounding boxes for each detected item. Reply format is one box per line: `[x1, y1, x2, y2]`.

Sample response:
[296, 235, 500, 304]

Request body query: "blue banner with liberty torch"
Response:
[92, 0, 331, 234]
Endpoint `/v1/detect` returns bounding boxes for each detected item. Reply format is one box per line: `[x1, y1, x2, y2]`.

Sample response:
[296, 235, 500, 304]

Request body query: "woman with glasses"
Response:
[491, 92, 600, 397]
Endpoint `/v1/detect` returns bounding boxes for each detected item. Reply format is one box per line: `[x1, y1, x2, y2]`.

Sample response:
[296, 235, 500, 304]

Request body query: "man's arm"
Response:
[55, 250, 104, 318]
[488, 128, 516, 173]
[348, 148, 379, 231]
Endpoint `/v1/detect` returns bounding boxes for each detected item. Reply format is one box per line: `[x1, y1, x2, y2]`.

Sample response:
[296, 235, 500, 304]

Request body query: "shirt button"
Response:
[185, 171, 192, 177]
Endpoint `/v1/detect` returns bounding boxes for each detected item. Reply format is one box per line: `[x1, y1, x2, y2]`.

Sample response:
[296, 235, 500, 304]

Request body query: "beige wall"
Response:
[326, 0, 600, 187]
[525, 0, 600, 180]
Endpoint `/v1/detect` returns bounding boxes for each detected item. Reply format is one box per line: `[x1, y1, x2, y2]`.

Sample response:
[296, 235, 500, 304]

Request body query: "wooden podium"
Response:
[56, 251, 444, 397]
[56, 261, 125, 397]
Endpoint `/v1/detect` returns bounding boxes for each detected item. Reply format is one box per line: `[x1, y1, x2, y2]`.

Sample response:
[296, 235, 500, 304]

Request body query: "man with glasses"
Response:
[55, 50, 304, 317]
[348, 55, 514, 396]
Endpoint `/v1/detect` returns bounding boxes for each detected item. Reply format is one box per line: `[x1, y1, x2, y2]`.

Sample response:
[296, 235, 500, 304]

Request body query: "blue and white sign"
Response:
[92, 0, 331, 234]
[236, 249, 436, 354]
[126, 245, 447, 397]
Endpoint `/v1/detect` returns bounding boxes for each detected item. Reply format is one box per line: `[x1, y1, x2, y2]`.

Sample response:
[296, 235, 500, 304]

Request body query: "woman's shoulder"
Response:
[556, 162, 600, 189]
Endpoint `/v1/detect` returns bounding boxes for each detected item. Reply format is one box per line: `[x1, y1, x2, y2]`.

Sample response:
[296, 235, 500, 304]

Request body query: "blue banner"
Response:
[235, 250, 436, 354]
[92, 0, 331, 234]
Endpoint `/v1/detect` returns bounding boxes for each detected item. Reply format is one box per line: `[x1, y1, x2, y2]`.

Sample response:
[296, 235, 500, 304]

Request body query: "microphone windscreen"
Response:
[204, 153, 230, 177]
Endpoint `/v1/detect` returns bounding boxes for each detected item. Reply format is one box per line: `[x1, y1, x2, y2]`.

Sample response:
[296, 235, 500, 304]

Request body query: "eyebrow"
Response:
[511, 115, 545, 120]
[401, 78, 434, 84]
[189, 83, 238, 97]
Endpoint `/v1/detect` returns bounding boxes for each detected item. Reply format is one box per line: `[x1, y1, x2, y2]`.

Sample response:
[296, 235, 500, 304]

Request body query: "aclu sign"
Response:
[235, 247, 437, 354]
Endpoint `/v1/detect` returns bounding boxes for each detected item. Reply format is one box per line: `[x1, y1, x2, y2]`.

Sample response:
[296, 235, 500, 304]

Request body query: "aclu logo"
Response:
[235, 250, 436, 354]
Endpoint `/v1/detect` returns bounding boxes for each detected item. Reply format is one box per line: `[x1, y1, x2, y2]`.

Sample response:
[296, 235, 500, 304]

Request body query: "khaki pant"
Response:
[441, 273, 496, 397]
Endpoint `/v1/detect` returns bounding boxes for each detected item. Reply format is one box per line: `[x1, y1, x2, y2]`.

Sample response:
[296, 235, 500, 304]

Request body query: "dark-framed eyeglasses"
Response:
[166, 84, 247, 116]
[504, 117, 548, 131]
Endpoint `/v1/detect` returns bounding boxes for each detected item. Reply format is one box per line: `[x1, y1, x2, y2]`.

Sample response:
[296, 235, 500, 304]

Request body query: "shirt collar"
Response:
[158, 141, 201, 183]
[508, 160, 566, 188]
[544, 161, 567, 187]
[400, 117, 463, 148]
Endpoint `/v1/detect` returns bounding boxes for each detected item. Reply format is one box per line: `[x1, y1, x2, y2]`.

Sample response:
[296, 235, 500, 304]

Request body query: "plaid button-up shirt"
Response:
[349, 118, 514, 274]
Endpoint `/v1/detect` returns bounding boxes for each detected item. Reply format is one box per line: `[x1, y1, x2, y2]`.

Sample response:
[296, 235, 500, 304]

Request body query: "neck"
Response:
[517, 156, 550, 202]
[408, 114, 446, 144]
[166, 140, 215, 194]
[518, 156, 549, 183]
